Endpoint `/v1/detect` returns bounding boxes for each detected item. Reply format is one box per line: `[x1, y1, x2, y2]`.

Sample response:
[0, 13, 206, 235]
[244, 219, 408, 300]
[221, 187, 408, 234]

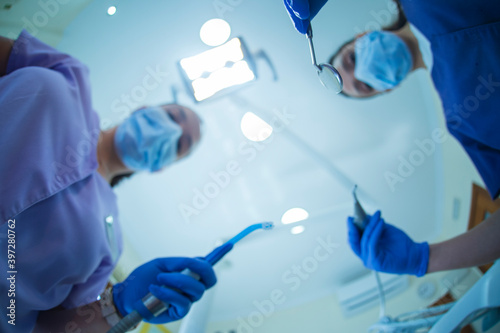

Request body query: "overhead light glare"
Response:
[291, 225, 305, 235]
[281, 208, 309, 224]
[200, 18, 231, 46]
[241, 112, 273, 142]
[107, 6, 117, 16]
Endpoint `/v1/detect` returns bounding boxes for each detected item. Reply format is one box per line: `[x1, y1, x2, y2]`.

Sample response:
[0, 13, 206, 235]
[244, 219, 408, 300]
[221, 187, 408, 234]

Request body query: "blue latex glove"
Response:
[113, 257, 217, 324]
[283, 0, 329, 34]
[347, 211, 429, 277]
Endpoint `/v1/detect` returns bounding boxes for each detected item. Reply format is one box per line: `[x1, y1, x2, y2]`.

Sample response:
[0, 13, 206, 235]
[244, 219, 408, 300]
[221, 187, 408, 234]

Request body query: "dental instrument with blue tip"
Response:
[205, 222, 274, 265]
[107, 222, 274, 333]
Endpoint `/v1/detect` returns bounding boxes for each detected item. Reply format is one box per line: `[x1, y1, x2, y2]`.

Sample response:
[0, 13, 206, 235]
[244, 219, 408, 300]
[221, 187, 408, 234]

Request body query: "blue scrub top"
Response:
[399, 0, 500, 198]
[0, 31, 123, 332]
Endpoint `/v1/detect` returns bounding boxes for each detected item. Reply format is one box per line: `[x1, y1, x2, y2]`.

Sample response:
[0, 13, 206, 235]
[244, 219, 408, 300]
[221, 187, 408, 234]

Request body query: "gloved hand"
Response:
[283, 0, 329, 34]
[347, 211, 429, 277]
[113, 257, 217, 324]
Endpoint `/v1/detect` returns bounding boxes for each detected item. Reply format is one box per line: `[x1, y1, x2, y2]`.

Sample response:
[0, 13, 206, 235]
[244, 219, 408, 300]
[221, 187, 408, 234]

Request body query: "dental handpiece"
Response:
[107, 222, 274, 333]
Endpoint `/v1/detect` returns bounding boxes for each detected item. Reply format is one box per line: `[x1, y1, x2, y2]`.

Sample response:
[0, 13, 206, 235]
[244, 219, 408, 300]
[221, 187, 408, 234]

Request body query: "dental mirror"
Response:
[306, 25, 343, 93]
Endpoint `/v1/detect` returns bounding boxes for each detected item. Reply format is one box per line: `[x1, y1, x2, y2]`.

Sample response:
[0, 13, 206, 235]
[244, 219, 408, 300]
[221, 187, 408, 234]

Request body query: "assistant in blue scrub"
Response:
[284, 0, 500, 277]
[0, 31, 215, 332]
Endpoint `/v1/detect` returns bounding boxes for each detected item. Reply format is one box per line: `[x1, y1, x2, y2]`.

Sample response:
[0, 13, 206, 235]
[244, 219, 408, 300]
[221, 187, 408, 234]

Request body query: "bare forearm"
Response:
[0, 35, 14, 76]
[33, 301, 112, 333]
[427, 209, 500, 273]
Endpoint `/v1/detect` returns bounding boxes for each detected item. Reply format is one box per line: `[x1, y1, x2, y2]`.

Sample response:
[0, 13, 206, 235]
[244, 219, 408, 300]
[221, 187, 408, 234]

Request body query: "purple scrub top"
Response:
[0, 31, 123, 332]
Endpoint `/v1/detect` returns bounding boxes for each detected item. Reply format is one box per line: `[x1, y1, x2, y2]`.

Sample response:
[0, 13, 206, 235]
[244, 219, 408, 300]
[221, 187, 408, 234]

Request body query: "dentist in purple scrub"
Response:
[0, 31, 216, 332]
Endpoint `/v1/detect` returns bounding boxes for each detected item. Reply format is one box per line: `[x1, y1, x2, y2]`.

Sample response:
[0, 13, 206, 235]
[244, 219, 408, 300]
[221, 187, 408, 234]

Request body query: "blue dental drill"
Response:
[108, 222, 274, 333]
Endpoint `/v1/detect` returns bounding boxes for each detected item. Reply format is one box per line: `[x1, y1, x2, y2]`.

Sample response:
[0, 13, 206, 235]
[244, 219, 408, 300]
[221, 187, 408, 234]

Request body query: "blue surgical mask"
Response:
[114, 106, 182, 172]
[354, 31, 413, 91]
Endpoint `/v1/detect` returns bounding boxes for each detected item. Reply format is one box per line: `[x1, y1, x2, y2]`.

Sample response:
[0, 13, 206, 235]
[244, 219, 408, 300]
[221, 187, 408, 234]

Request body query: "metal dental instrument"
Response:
[352, 185, 386, 319]
[306, 24, 343, 93]
[352, 185, 368, 230]
[108, 222, 274, 333]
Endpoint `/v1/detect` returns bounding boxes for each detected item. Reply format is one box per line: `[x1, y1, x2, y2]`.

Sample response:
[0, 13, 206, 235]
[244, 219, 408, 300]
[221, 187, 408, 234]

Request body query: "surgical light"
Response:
[281, 208, 309, 224]
[179, 38, 256, 102]
[200, 19, 231, 46]
[241, 112, 273, 142]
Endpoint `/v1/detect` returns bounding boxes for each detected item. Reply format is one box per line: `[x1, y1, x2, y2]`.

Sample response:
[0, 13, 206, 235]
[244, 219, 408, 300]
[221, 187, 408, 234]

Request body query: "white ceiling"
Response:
[0, 0, 92, 44]
[4, 0, 457, 324]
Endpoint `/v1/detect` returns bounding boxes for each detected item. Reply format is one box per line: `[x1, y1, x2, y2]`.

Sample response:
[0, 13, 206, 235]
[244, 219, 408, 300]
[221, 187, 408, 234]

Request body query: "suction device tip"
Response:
[261, 222, 274, 230]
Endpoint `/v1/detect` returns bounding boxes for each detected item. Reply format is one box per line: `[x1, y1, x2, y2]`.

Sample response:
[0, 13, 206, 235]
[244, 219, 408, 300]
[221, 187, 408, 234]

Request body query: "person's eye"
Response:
[177, 136, 183, 155]
[362, 81, 373, 92]
[349, 51, 355, 65]
[168, 111, 182, 125]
